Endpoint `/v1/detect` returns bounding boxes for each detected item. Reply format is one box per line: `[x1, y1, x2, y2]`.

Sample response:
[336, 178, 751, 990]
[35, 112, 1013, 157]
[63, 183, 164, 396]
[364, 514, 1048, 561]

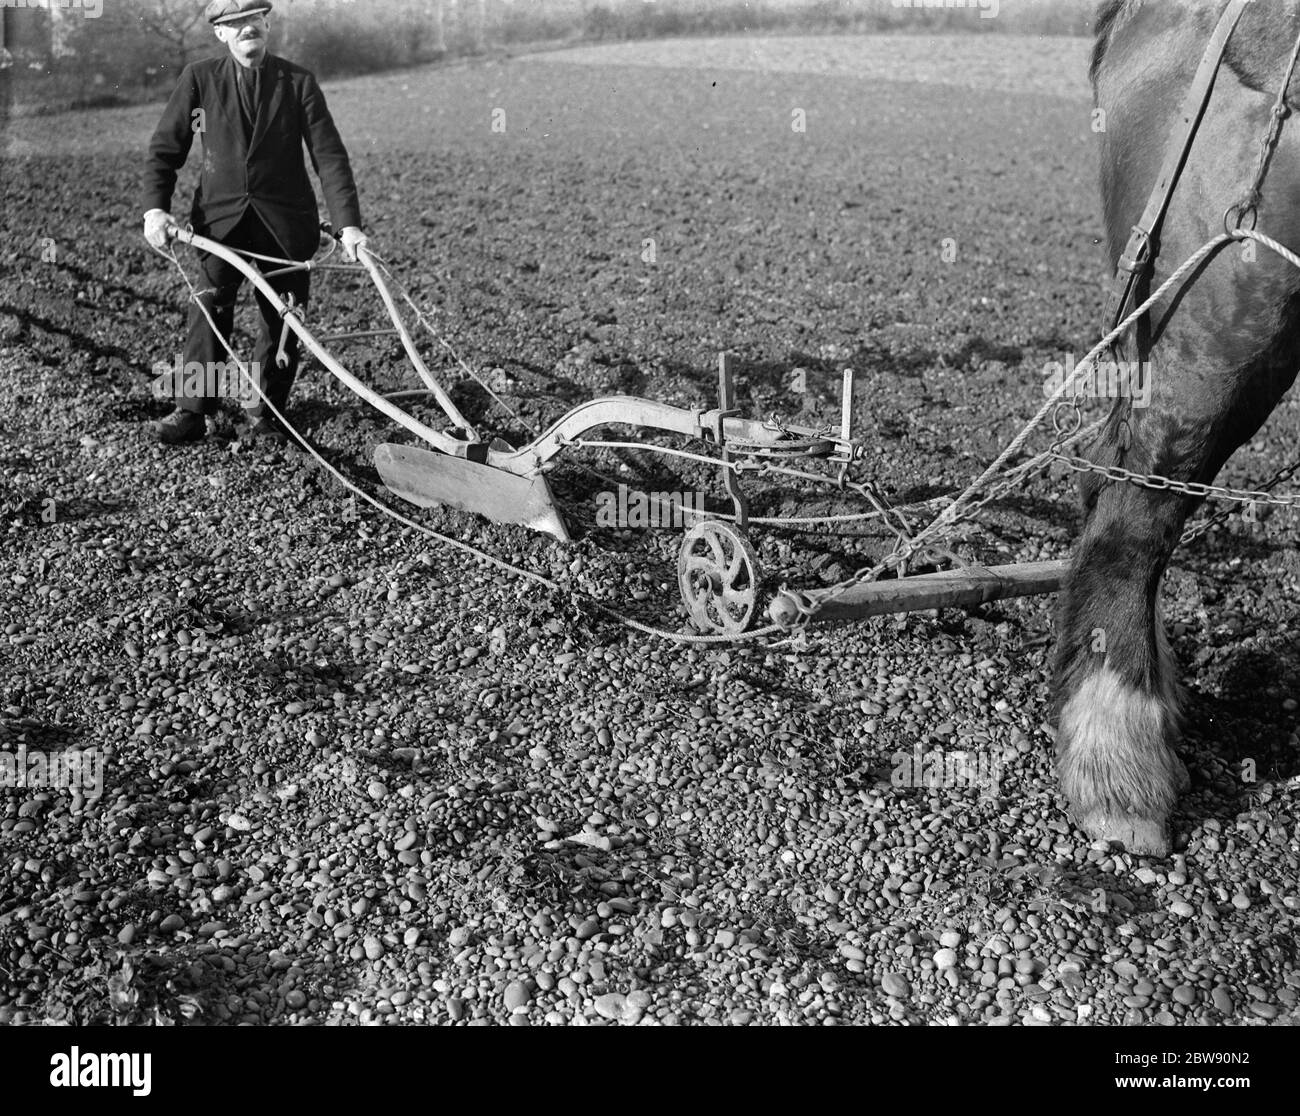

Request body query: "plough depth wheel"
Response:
[677, 521, 761, 634]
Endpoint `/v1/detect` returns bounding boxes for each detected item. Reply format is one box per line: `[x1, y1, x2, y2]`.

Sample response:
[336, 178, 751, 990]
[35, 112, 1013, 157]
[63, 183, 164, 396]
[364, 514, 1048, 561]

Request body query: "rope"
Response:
[155, 243, 778, 646]
[923, 231, 1234, 542]
[789, 225, 1300, 626]
[1240, 226, 1300, 270]
[1231, 22, 1300, 221]
[154, 216, 1300, 643]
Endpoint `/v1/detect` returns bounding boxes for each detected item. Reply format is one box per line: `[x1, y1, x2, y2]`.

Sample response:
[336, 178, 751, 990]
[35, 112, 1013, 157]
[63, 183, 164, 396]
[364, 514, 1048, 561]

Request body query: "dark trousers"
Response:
[179, 210, 311, 419]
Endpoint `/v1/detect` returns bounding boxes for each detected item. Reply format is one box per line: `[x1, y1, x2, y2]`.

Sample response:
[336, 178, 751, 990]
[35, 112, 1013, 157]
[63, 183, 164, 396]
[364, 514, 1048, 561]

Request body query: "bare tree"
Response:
[131, 0, 213, 71]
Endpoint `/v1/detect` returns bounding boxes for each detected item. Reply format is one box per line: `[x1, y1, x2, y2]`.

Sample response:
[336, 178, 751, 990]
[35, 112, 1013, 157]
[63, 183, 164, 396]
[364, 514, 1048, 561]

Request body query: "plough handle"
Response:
[318, 220, 476, 437]
[167, 227, 480, 459]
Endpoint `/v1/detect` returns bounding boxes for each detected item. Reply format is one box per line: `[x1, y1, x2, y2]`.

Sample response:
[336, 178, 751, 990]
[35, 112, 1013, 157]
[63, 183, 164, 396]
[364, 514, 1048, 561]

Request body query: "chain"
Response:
[781, 224, 1300, 632]
[774, 433, 1093, 630]
[1044, 223, 1300, 540]
[156, 241, 785, 646]
[157, 217, 1300, 642]
[1049, 443, 1300, 546]
[1048, 452, 1300, 509]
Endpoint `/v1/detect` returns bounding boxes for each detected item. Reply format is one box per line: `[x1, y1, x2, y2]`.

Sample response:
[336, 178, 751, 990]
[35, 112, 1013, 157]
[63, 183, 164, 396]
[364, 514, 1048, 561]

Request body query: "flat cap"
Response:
[206, 0, 273, 25]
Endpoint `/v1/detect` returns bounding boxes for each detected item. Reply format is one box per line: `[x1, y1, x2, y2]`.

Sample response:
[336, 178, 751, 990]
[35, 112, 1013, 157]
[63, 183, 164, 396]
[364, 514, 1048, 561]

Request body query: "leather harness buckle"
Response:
[1116, 226, 1153, 275]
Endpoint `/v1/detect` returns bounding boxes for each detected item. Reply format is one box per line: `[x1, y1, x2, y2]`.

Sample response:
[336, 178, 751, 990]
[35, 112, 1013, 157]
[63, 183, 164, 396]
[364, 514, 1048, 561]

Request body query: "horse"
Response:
[1053, 0, 1300, 856]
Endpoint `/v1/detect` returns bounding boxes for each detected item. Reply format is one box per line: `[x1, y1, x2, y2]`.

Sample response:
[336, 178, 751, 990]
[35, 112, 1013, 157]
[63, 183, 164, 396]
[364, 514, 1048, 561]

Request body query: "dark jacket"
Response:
[142, 53, 362, 260]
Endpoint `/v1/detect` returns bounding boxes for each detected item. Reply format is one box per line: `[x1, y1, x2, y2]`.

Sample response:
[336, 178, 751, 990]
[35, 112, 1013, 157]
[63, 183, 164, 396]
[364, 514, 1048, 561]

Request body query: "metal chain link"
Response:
[157, 216, 1300, 642]
[772, 439, 1077, 630]
[781, 224, 1300, 632]
[1048, 451, 1300, 509]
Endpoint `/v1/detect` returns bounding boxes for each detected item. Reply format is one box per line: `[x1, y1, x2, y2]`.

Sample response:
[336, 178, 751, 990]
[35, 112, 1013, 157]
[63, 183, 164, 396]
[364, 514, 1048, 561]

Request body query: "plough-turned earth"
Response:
[1, 35, 1298, 1027]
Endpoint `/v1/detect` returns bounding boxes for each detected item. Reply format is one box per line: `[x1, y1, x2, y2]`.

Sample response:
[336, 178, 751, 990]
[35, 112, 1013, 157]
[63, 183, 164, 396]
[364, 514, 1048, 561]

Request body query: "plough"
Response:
[163, 224, 1070, 636]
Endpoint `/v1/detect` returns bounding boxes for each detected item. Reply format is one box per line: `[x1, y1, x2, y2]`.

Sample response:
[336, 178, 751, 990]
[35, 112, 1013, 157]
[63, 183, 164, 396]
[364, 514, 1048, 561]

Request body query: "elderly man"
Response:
[142, 0, 368, 444]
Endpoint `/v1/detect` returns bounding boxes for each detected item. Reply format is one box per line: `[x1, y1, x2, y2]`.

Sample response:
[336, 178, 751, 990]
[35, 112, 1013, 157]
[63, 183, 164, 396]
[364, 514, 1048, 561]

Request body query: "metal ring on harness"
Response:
[1051, 400, 1083, 438]
[1224, 202, 1259, 237]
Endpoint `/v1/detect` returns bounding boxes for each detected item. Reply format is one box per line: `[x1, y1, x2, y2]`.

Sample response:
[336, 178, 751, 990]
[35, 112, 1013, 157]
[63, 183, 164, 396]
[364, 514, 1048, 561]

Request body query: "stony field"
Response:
[1, 34, 1298, 1027]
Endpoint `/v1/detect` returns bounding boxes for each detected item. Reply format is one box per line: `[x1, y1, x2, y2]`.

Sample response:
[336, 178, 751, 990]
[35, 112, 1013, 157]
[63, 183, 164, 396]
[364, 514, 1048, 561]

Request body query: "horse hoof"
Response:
[1080, 811, 1170, 857]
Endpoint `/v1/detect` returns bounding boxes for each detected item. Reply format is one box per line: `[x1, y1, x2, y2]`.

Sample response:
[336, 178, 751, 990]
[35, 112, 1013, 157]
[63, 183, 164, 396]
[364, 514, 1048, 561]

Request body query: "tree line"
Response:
[1, 0, 1098, 116]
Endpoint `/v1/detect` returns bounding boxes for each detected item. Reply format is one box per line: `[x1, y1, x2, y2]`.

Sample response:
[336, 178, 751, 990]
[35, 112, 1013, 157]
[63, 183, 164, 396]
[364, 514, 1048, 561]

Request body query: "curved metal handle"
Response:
[171, 227, 477, 457]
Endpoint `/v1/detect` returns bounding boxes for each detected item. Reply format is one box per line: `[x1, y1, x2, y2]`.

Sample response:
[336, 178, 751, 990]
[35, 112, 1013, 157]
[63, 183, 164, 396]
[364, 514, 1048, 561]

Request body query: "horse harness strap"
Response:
[1104, 0, 1254, 341]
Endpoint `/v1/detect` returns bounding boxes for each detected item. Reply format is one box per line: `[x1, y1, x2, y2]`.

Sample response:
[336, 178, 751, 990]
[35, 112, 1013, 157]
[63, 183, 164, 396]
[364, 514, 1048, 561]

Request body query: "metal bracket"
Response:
[716, 352, 749, 531]
[276, 291, 300, 370]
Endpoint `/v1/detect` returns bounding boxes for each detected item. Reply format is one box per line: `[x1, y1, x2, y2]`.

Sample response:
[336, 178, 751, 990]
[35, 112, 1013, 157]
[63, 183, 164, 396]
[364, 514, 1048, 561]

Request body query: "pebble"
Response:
[881, 972, 910, 998]
[8, 408, 1297, 1034]
[594, 993, 626, 1021]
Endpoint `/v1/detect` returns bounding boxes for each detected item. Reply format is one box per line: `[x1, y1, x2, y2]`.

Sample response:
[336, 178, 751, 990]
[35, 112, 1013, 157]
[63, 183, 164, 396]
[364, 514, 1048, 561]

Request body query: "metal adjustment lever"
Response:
[837, 366, 856, 488]
[716, 352, 749, 531]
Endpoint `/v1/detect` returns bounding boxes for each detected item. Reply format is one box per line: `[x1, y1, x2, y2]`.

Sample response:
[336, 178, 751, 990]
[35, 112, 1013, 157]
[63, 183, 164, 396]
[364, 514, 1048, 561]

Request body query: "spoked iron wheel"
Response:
[677, 521, 762, 634]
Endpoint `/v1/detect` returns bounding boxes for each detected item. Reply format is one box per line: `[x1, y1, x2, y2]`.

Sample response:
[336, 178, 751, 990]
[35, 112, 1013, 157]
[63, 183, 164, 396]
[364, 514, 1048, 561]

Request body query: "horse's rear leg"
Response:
[1052, 460, 1193, 857]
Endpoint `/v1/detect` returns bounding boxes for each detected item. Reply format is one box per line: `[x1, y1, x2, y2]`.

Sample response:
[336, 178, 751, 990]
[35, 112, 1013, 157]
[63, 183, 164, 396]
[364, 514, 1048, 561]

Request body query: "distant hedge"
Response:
[1, 0, 1097, 116]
